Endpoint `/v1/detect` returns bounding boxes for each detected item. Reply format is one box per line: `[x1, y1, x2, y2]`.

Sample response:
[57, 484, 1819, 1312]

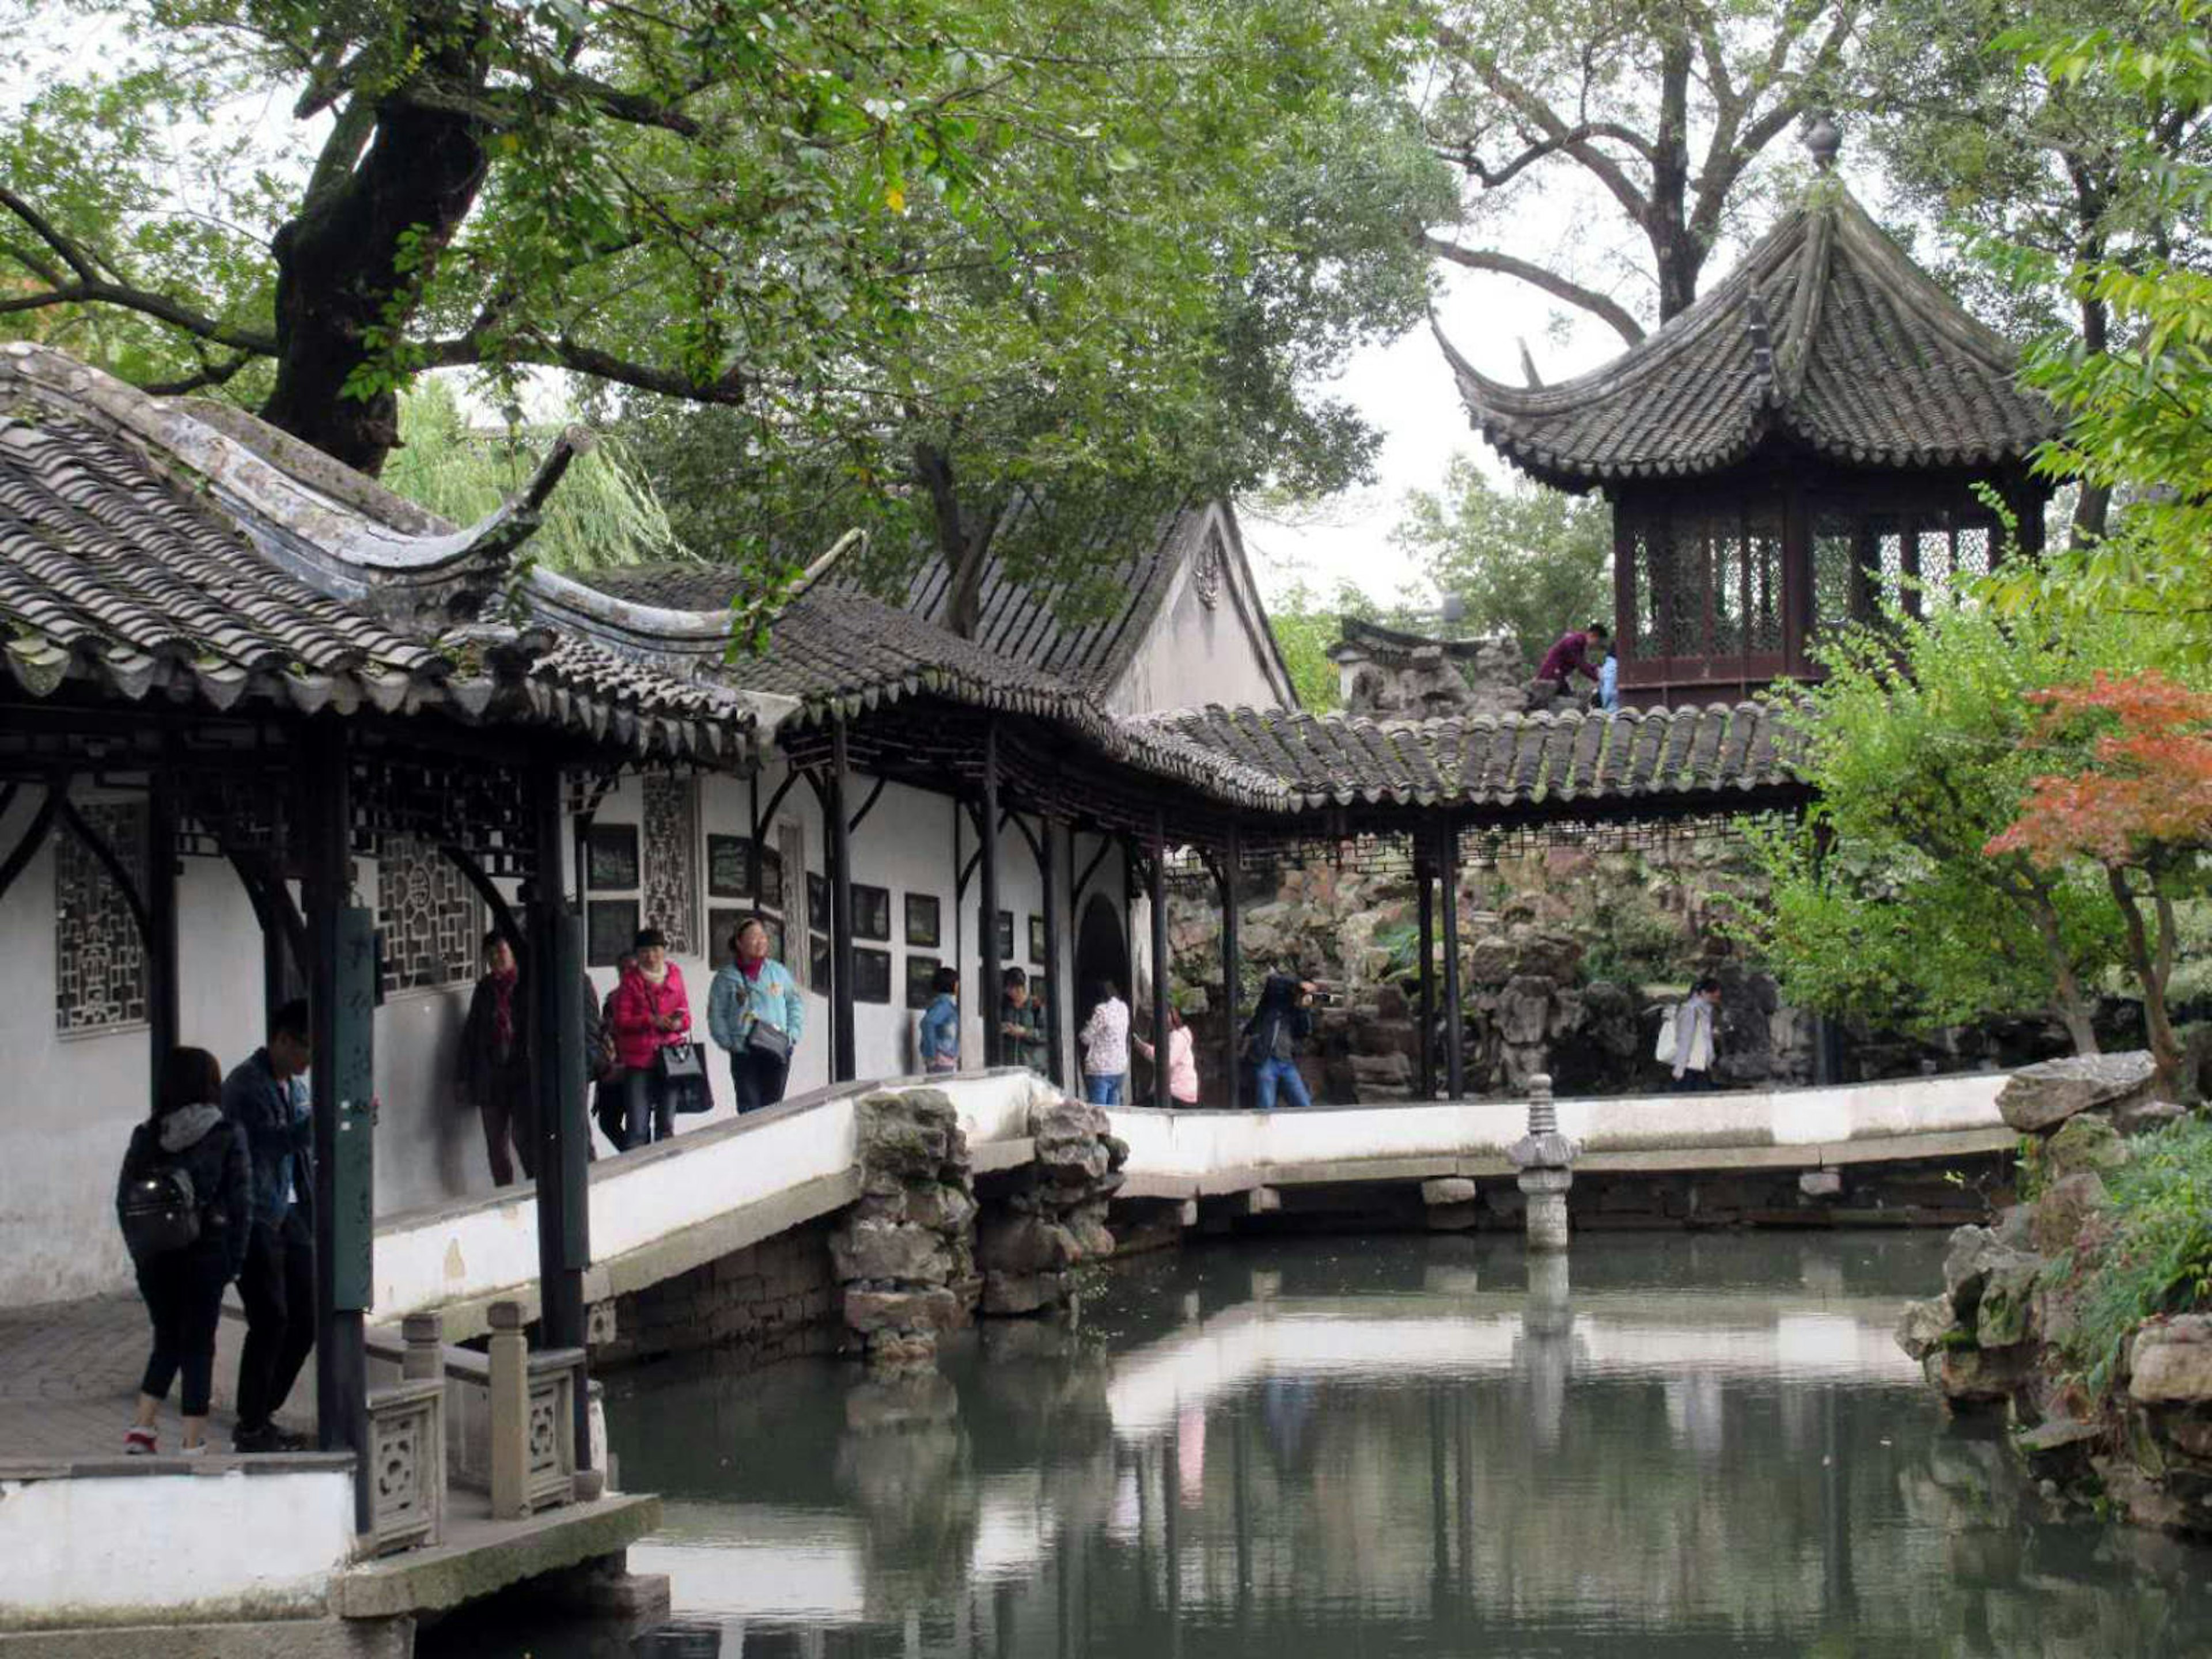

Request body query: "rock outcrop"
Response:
[976, 1082, 1125, 1315]
[830, 1088, 979, 1371]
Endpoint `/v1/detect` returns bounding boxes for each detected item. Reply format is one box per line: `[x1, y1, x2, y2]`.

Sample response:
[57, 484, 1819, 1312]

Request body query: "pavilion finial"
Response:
[1802, 112, 1840, 172]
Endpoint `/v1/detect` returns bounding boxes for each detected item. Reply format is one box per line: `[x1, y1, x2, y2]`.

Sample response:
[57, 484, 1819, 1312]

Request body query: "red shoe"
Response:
[123, 1426, 157, 1456]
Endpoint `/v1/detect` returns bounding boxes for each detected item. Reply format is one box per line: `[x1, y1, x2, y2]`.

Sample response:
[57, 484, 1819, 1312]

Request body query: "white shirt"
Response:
[1080, 996, 1130, 1077]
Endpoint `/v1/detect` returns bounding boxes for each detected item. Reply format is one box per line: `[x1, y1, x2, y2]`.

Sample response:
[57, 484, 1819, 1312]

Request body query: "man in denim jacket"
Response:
[221, 998, 315, 1452]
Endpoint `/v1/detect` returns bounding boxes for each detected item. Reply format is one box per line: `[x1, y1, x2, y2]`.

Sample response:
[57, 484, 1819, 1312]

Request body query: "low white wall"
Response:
[1104, 1073, 2009, 1183]
[370, 1068, 1040, 1320]
[0, 1467, 354, 1627]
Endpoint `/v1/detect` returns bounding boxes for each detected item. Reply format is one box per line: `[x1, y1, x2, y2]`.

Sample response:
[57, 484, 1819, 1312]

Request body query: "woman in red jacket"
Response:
[609, 927, 694, 1147]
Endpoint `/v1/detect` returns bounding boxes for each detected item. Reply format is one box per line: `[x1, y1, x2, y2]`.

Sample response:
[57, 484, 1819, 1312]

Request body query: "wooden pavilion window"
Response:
[1622, 501, 1786, 691]
[1809, 502, 2003, 637]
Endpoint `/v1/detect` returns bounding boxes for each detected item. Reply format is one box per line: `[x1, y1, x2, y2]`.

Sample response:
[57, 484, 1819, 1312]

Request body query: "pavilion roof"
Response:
[1435, 183, 2057, 490]
[1138, 701, 1800, 815]
[0, 344, 764, 762]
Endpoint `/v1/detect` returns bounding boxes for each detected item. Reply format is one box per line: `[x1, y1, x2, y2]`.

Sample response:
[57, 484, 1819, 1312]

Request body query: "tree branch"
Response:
[0, 185, 103, 285]
[139, 353, 260, 397]
[0, 279, 278, 356]
[1434, 119, 1656, 190]
[1425, 234, 1646, 346]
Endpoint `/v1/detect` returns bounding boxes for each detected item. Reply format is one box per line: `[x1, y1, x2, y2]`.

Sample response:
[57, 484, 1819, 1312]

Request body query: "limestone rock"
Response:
[1975, 1252, 2044, 1349]
[1997, 1052, 2158, 1134]
[2044, 1114, 2130, 1181]
[1468, 935, 1516, 988]
[1896, 1296, 1961, 1361]
[832, 1217, 954, 1285]
[976, 1213, 1078, 1276]
[1942, 1226, 2002, 1317]
[844, 1286, 965, 1336]
[2028, 1172, 2107, 1257]
[1934, 1343, 2035, 1403]
[2131, 1317, 2212, 1404]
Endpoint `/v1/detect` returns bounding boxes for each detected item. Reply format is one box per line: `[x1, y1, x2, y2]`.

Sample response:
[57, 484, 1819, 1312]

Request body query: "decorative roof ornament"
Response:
[1802, 112, 1840, 173]
[1193, 528, 1224, 608]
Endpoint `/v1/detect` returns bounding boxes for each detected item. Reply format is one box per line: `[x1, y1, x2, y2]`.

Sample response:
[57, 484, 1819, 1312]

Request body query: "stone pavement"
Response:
[0, 1292, 240, 1464]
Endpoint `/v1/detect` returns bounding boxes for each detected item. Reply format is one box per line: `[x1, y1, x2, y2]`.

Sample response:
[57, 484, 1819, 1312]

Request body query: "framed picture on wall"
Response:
[586, 824, 640, 892]
[904, 892, 941, 949]
[706, 834, 752, 900]
[905, 955, 942, 1010]
[854, 948, 893, 1005]
[977, 908, 1014, 963]
[586, 899, 639, 967]
[853, 884, 892, 942]
[1029, 914, 1047, 965]
[758, 845, 785, 910]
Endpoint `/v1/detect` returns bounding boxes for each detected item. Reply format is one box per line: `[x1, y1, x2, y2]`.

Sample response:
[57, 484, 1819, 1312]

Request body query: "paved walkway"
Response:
[0, 1293, 240, 1465]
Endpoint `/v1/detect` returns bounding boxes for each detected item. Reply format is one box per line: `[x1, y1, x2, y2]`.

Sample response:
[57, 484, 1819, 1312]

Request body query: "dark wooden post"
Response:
[828, 719, 857, 1082]
[979, 721, 1002, 1070]
[304, 728, 372, 1531]
[146, 758, 180, 1103]
[1040, 815, 1066, 1087]
[1415, 843, 1436, 1100]
[528, 759, 592, 1465]
[1437, 819, 1465, 1101]
[1151, 812, 1172, 1111]
[1219, 824, 1241, 1110]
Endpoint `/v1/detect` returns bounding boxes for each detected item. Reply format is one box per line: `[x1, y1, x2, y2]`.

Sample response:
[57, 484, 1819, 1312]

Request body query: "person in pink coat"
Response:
[609, 927, 693, 1146]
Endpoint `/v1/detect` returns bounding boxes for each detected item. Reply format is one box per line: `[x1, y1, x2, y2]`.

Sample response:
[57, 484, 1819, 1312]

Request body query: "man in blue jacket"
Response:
[222, 999, 316, 1452]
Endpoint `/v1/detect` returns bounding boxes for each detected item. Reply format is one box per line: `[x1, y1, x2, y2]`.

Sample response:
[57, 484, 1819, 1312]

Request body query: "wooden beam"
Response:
[980, 721, 1003, 1070]
[1039, 815, 1066, 1088]
[1416, 847, 1436, 1100]
[0, 778, 63, 909]
[828, 718, 856, 1082]
[147, 759, 180, 1105]
[1151, 810, 1171, 1112]
[1220, 823, 1241, 1111]
[1438, 819, 1465, 1101]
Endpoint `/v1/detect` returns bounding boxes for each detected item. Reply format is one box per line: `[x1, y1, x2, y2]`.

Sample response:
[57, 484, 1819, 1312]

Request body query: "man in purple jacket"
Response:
[1536, 622, 1610, 694]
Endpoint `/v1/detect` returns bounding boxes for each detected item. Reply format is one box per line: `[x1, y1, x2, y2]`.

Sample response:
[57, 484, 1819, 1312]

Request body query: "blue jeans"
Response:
[1085, 1073, 1126, 1106]
[1253, 1057, 1311, 1111]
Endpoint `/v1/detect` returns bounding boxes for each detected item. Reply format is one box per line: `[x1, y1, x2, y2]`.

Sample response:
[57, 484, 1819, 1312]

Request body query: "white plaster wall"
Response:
[0, 1467, 354, 1623]
[1105, 508, 1295, 717]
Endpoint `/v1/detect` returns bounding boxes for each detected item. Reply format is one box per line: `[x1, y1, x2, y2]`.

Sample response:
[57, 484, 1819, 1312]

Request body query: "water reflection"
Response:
[432, 1236, 2212, 1659]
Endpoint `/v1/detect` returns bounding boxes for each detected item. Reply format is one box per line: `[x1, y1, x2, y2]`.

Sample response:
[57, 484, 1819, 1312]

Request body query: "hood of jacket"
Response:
[159, 1103, 226, 1153]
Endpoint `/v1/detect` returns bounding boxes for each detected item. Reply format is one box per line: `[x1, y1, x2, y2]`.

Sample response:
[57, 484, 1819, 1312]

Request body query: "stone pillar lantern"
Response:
[1508, 1073, 1576, 1251]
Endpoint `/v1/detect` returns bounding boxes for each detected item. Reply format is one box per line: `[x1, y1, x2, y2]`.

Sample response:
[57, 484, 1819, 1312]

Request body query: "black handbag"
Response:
[656, 1041, 706, 1083]
[745, 1020, 793, 1065]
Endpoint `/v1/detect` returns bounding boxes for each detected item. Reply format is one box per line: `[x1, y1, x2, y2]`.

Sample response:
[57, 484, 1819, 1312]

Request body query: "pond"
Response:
[427, 1233, 2212, 1658]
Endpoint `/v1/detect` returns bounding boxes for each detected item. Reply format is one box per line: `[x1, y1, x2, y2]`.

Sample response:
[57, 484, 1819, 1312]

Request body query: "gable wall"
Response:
[1104, 507, 1294, 717]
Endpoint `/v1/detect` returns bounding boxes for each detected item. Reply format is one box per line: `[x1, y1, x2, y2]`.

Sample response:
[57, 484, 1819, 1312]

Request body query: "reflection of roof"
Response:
[0, 343, 759, 760]
[1437, 185, 2056, 489]
[1140, 702, 1797, 810]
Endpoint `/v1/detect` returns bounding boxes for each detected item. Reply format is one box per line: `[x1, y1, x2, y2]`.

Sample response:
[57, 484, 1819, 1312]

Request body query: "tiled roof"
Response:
[0, 344, 756, 762]
[1437, 185, 2057, 488]
[1138, 702, 1800, 812]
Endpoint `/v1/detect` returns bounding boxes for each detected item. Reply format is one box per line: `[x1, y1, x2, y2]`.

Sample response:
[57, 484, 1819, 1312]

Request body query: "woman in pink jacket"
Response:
[609, 927, 693, 1146]
[1133, 1006, 1199, 1106]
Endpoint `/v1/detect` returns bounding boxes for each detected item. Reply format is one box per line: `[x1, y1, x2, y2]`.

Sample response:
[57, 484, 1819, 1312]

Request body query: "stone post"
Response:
[401, 1312, 443, 1384]
[488, 1300, 529, 1520]
[1507, 1073, 1575, 1252]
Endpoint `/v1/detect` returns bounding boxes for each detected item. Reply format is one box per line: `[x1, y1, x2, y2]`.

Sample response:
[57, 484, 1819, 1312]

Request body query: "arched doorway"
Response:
[1073, 891, 1129, 1037]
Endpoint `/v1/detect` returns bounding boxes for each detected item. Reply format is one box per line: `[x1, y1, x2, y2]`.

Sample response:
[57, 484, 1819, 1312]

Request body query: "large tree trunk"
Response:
[261, 72, 490, 474]
[1646, 34, 1702, 325]
[2069, 291, 2113, 544]
[915, 442, 991, 639]
[2029, 895, 2101, 1057]
[2107, 865, 2183, 1098]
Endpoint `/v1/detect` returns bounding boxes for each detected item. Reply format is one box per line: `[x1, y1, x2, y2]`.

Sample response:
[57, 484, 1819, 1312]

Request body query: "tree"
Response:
[1859, 0, 2212, 539]
[622, 1, 1453, 635]
[1734, 605, 2132, 1052]
[1390, 458, 1610, 672]
[0, 0, 987, 474]
[1424, 0, 1860, 342]
[380, 379, 681, 573]
[1988, 672, 2212, 1095]
[1264, 576, 1379, 710]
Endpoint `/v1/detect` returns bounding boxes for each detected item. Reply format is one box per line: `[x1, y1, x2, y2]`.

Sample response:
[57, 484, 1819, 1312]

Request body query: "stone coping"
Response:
[0, 1450, 354, 1483]
[372, 1066, 1036, 1235]
[329, 1492, 662, 1620]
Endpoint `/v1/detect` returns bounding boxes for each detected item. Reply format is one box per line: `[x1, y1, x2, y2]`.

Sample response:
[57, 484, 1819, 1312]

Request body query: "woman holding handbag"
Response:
[609, 927, 696, 1146]
[709, 914, 805, 1113]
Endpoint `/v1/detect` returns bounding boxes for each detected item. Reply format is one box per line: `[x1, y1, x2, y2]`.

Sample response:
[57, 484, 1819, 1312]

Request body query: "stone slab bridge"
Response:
[364, 1069, 2014, 1357]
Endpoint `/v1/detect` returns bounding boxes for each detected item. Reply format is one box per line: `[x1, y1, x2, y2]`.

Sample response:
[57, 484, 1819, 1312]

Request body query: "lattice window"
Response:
[1876, 527, 1908, 613]
[55, 800, 149, 1034]
[1956, 522, 1993, 582]
[1630, 522, 1662, 655]
[1811, 515, 1859, 635]
[1747, 521, 1784, 653]
[1709, 521, 1744, 658]
[1916, 527, 1955, 611]
[376, 836, 480, 996]
[1665, 520, 1705, 659]
[641, 776, 698, 955]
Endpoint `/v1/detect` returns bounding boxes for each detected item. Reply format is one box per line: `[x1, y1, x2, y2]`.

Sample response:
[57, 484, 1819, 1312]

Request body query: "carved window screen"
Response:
[54, 800, 149, 1034]
[641, 777, 698, 955]
[376, 836, 481, 996]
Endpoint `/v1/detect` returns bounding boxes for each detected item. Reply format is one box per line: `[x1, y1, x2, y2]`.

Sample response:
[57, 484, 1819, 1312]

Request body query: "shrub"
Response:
[2062, 1115, 2212, 1397]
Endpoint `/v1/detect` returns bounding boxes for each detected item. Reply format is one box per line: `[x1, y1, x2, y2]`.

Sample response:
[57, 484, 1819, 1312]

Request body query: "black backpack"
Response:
[118, 1132, 202, 1264]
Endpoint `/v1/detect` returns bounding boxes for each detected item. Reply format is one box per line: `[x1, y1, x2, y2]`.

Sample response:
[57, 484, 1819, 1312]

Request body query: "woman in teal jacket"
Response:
[918, 965, 961, 1074]
[708, 915, 805, 1113]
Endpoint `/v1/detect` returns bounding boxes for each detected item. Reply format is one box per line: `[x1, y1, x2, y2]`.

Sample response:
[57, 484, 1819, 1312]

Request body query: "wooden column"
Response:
[979, 721, 1002, 1070]
[1437, 819, 1465, 1101]
[145, 758, 180, 1104]
[1039, 815, 1066, 1087]
[828, 719, 857, 1082]
[1219, 825, 1241, 1110]
[1415, 845, 1437, 1100]
[528, 758, 591, 1467]
[1150, 812, 1171, 1111]
[304, 728, 372, 1532]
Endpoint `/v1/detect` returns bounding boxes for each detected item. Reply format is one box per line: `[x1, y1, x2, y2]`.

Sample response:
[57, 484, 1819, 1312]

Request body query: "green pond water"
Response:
[427, 1233, 2212, 1658]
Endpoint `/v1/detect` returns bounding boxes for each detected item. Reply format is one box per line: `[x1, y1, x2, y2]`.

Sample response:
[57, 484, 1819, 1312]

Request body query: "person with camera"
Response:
[1243, 973, 1318, 1111]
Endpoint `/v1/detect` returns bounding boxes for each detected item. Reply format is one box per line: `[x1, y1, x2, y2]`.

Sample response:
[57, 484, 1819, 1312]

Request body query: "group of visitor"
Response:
[116, 1002, 317, 1457]
[1537, 620, 1618, 713]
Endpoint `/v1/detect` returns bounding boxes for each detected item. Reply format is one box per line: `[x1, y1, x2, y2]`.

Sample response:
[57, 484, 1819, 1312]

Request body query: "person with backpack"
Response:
[1661, 976, 1723, 1091]
[223, 998, 317, 1453]
[120, 1046, 250, 1456]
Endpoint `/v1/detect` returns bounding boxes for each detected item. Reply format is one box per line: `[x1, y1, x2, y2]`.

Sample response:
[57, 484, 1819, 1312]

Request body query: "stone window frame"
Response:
[52, 797, 150, 1038]
[374, 835, 482, 1001]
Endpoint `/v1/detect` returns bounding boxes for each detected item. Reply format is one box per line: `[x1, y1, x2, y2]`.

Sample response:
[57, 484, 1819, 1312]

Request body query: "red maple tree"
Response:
[1987, 672, 2212, 1095]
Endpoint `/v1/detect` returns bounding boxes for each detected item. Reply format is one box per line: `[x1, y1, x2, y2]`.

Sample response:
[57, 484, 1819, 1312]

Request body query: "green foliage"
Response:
[2062, 1115, 2212, 1397]
[1390, 459, 1611, 671]
[1733, 605, 2137, 1042]
[1263, 575, 1378, 711]
[379, 380, 680, 573]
